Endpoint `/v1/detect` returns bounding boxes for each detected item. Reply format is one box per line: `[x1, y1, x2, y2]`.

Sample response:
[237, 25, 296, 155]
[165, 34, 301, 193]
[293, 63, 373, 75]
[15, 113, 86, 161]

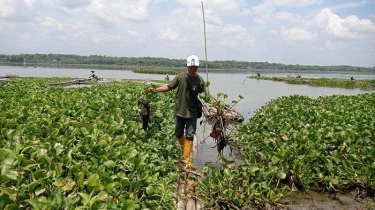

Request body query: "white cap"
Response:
[186, 55, 200, 67]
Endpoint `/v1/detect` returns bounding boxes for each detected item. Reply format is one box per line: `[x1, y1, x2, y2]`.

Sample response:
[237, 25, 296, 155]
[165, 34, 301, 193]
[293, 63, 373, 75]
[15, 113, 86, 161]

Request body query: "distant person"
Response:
[165, 74, 170, 80]
[351, 76, 355, 80]
[89, 71, 99, 80]
[296, 74, 301, 78]
[257, 73, 260, 77]
[148, 55, 206, 170]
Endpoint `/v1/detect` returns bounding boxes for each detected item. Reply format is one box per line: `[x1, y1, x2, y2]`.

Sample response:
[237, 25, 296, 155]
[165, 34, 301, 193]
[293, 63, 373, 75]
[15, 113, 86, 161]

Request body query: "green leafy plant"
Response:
[248, 75, 375, 90]
[197, 93, 375, 208]
[0, 78, 180, 209]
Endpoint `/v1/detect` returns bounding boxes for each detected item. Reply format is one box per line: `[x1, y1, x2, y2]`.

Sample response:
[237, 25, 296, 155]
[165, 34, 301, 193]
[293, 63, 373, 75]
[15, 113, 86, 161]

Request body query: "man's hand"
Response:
[148, 84, 170, 93]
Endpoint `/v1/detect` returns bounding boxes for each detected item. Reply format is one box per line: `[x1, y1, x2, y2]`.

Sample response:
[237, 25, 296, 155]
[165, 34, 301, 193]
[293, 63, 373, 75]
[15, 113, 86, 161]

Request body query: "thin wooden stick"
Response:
[180, 167, 203, 177]
[201, 1, 209, 93]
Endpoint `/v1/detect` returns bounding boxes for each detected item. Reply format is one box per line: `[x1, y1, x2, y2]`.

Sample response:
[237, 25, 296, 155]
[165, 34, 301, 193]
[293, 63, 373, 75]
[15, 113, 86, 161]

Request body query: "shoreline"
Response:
[1, 64, 375, 75]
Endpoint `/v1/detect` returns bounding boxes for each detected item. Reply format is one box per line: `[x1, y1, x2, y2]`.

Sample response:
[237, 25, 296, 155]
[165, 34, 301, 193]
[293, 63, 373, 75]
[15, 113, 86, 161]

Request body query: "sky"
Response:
[1, 0, 375, 67]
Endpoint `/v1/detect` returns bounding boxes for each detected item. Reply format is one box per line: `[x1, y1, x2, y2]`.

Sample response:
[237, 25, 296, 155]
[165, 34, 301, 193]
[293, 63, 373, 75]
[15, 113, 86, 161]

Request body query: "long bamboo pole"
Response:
[201, 1, 209, 92]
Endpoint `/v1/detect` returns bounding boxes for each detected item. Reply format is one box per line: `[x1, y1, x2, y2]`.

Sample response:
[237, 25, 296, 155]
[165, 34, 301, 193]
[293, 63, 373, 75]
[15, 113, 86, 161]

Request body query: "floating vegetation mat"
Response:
[248, 75, 375, 90]
[197, 93, 375, 209]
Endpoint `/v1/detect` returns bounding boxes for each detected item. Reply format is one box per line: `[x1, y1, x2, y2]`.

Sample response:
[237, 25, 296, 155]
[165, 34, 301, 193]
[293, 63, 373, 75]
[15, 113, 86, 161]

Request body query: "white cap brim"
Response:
[187, 62, 199, 66]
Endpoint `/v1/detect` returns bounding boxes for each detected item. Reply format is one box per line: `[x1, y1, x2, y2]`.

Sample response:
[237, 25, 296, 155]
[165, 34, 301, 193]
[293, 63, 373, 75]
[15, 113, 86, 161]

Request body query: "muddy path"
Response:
[284, 190, 375, 210]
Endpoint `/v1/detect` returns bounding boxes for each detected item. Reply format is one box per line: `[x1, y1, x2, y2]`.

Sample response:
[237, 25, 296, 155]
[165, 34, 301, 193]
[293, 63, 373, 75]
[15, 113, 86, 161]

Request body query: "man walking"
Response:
[148, 55, 205, 169]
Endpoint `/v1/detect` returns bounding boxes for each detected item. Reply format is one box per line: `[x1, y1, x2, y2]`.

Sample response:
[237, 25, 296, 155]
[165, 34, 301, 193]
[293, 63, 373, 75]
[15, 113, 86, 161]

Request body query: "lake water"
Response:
[1, 66, 375, 171]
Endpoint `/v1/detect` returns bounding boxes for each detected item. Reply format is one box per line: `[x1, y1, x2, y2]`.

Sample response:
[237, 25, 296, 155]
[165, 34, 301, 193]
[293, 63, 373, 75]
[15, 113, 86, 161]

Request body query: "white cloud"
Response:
[330, 1, 368, 10]
[1, 0, 374, 67]
[24, 0, 36, 8]
[324, 41, 345, 50]
[313, 8, 375, 39]
[280, 27, 317, 41]
[275, 11, 300, 22]
[0, 0, 21, 18]
[219, 38, 240, 47]
[125, 30, 148, 43]
[265, 0, 323, 7]
[53, 0, 91, 9]
[58, 0, 152, 23]
[270, 29, 278, 35]
[171, 7, 205, 29]
[159, 28, 181, 41]
[179, 0, 248, 14]
[218, 24, 254, 47]
[38, 17, 57, 28]
[91, 36, 101, 44]
[253, 4, 275, 24]
[204, 10, 223, 26]
[0, 21, 12, 31]
[128, 30, 145, 38]
[222, 24, 247, 34]
[344, 15, 375, 33]
[240, 8, 252, 16]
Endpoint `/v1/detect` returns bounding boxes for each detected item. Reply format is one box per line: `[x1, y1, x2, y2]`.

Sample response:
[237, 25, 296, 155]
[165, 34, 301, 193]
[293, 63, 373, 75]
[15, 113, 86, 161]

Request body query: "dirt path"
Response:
[284, 190, 375, 210]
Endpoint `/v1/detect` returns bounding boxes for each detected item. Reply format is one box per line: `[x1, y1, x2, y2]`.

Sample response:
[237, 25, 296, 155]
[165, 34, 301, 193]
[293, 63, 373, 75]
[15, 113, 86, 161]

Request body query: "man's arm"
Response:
[148, 84, 171, 93]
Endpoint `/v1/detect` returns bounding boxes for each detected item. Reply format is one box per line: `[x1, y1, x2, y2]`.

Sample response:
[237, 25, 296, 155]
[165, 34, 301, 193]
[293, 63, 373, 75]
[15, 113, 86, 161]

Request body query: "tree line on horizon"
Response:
[0, 53, 374, 72]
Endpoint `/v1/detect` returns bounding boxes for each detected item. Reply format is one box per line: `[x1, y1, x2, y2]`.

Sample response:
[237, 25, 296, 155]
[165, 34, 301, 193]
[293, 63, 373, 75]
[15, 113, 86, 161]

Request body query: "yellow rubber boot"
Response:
[182, 140, 196, 170]
[178, 136, 185, 148]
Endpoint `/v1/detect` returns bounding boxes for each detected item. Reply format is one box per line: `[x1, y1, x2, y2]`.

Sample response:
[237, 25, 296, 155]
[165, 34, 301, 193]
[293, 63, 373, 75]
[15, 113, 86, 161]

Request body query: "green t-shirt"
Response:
[167, 72, 205, 118]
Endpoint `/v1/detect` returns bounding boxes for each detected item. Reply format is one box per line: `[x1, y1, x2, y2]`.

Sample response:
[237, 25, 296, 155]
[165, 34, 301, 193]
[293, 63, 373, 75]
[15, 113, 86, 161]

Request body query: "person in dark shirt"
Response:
[148, 55, 205, 170]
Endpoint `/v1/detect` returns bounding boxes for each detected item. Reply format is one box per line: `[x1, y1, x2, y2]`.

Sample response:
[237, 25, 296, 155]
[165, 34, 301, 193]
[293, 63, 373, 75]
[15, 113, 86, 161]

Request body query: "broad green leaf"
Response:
[0, 149, 17, 160]
[80, 127, 90, 136]
[104, 160, 115, 168]
[33, 170, 45, 180]
[127, 149, 138, 159]
[4, 204, 19, 210]
[78, 192, 90, 205]
[123, 200, 136, 210]
[121, 178, 130, 187]
[76, 172, 85, 188]
[88, 174, 100, 187]
[277, 171, 286, 179]
[1, 166, 18, 180]
[97, 191, 108, 201]
[146, 186, 154, 195]
[1, 158, 15, 166]
[35, 188, 46, 196]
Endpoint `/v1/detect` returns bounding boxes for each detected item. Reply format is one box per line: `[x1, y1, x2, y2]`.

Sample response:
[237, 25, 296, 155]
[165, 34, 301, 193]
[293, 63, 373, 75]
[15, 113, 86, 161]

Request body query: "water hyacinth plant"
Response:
[0, 78, 180, 209]
[248, 75, 375, 90]
[1, 77, 374, 209]
[197, 93, 375, 209]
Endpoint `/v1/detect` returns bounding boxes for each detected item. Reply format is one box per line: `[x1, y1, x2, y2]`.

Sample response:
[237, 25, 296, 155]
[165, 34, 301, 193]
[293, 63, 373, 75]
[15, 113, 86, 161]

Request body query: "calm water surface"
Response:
[2, 66, 375, 171]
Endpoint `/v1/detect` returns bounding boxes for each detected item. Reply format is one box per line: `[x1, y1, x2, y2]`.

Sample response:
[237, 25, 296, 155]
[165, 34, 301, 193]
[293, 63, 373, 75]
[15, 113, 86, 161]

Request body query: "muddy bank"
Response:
[283, 190, 374, 210]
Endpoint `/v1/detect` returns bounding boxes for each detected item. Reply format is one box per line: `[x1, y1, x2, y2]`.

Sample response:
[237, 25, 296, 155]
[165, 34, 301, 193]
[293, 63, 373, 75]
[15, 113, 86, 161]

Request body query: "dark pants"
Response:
[174, 115, 197, 141]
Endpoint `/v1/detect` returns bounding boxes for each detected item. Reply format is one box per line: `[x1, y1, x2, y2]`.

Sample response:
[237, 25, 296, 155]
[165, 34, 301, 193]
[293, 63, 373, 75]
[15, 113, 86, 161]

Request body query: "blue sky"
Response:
[1, 0, 374, 67]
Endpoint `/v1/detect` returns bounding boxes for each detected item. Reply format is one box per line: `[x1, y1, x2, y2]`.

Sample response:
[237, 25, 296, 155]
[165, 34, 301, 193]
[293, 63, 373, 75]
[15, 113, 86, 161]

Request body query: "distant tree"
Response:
[1, 53, 374, 72]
